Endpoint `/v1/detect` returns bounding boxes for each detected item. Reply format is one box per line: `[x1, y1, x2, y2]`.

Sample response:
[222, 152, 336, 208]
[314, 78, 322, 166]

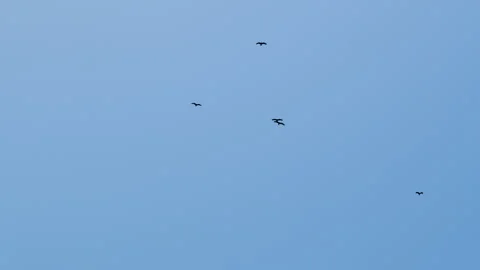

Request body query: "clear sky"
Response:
[1, 0, 479, 269]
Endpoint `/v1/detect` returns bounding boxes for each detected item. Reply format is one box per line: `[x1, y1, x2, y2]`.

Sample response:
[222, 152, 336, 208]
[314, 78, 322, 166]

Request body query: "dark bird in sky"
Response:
[191, 102, 202, 106]
[272, 119, 285, 126]
[416, 192, 424, 195]
[256, 42, 267, 46]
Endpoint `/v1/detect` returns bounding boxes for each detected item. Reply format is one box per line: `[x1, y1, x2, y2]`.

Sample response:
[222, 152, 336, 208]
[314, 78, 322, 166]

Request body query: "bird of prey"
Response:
[191, 102, 202, 107]
[256, 42, 267, 46]
[416, 192, 424, 195]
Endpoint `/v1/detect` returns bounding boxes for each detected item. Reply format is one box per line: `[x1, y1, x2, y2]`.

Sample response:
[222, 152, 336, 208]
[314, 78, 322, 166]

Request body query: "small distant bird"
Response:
[272, 118, 284, 126]
[256, 42, 267, 46]
[416, 192, 424, 195]
[191, 102, 202, 107]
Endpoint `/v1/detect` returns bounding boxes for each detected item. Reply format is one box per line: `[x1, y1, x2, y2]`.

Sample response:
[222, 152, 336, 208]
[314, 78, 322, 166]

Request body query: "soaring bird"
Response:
[416, 192, 424, 195]
[191, 102, 202, 106]
[275, 121, 285, 126]
[272, 118, 283, 122]
[256, 42, 267, 46]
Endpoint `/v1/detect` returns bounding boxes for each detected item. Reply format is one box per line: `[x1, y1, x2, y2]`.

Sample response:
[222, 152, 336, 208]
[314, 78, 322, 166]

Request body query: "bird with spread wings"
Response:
[272, 118, 285, 126]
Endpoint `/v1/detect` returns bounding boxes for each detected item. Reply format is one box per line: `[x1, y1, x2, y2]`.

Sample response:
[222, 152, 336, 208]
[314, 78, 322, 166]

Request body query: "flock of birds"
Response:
[190, 42, 287, 127]
[192, 41, 423, 197]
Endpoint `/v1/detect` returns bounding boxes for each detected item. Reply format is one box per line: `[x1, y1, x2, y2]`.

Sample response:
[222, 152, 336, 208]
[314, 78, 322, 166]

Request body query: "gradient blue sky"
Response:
[1, 1, 479, 269]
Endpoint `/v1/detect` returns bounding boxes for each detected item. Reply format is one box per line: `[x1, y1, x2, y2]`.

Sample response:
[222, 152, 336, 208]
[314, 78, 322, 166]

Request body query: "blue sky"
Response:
[1, 0, 479, 269]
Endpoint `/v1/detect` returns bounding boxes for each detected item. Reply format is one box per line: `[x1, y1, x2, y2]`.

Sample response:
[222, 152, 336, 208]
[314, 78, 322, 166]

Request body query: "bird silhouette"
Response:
[272, 118, 283, 122]
[275, 121, 285, 126]
[256, 42, 267, 46]
[191, 102, 202, 106]
[416, 192, 424, 195]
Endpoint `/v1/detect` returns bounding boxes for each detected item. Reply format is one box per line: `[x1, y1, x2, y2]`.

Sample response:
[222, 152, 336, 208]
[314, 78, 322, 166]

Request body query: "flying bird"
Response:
[191, 102, 202, 107]
[416, 192, 424, 195]
[272, 118, 285, 126]
[256, 42, 267, 46]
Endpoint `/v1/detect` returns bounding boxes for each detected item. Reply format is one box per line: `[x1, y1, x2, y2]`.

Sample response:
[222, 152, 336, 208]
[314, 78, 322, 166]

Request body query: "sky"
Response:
[1, 0, 479, 269]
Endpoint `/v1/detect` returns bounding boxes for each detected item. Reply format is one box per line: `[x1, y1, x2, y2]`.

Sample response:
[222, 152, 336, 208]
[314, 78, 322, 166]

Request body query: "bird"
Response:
[272, 118, 285, 126]
[416, 192, 424, 195]
[191, 102, 202, 107]
[256, 42, 267, 46]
